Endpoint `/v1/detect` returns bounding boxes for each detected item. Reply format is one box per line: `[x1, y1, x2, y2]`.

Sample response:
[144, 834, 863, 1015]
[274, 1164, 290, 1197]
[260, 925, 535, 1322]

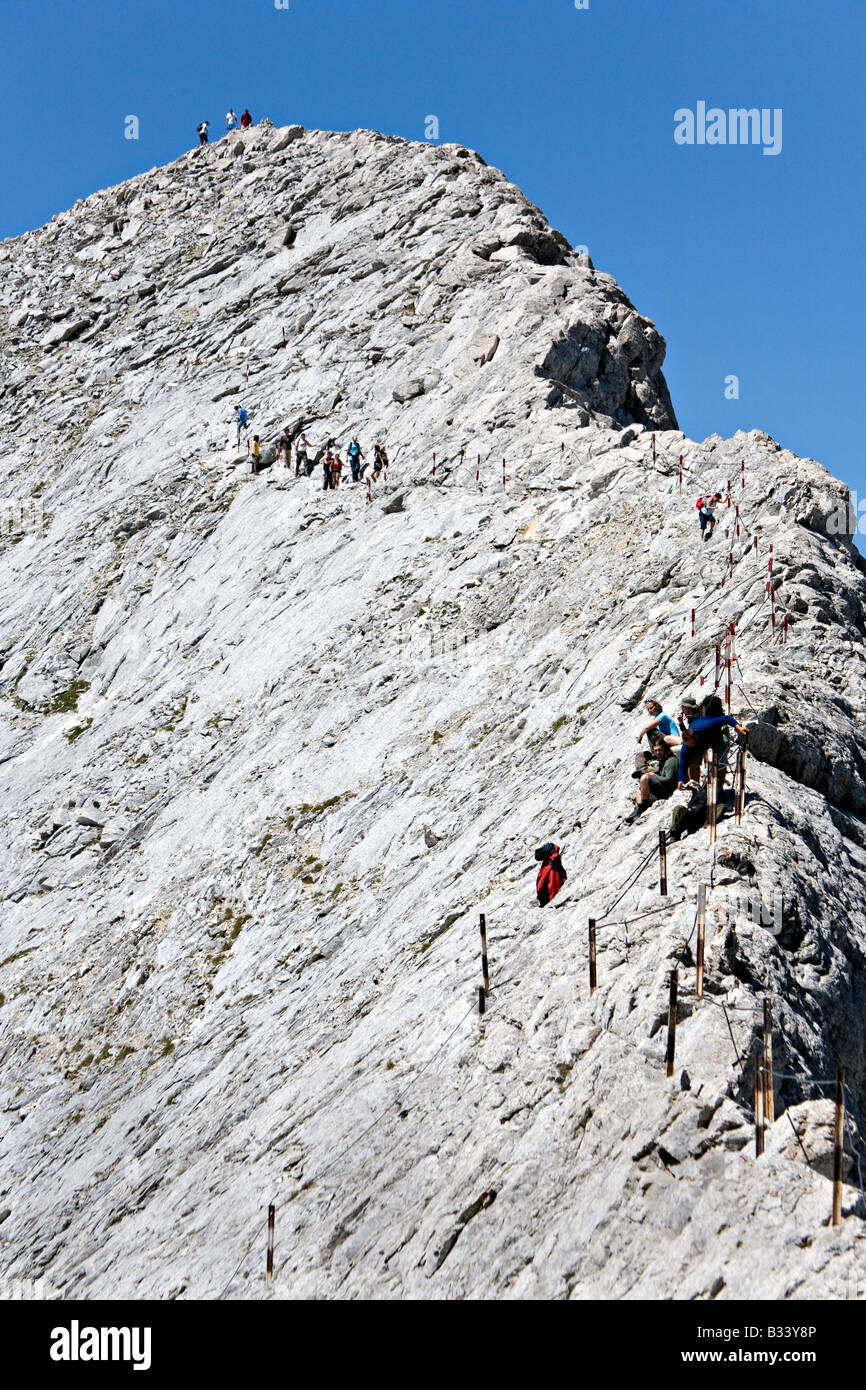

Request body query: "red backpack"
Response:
[535, 843, 566, 907]
[696, 496, 704, 509]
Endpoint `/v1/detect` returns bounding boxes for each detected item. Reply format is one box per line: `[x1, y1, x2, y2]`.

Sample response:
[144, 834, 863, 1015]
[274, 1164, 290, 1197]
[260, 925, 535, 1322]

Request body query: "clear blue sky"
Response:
[4, 0, 864, 518]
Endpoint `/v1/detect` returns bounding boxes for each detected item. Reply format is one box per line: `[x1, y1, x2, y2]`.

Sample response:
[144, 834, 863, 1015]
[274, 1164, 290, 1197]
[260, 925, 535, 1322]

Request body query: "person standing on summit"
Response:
[240, 109, 253, 129]
[226, 109, 238, 130]
[197, 121, 210, 146]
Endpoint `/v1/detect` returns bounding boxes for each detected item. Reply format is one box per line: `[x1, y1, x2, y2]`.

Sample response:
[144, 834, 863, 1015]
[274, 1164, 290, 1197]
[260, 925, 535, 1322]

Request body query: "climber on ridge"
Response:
[535, 843, 566, 906]
[697, 492, 723, 541]
[624, 732, 679, 824]
[347, 436, 365, 483]
[197, 121, 210, 146]
[234, 405, 249, 447]
[636, 698, 680, 749]
[677, 713, 749, 789]
[240, 109, 253, 129]
[226, 109, 238, 130]
[371, 443, 389, 480]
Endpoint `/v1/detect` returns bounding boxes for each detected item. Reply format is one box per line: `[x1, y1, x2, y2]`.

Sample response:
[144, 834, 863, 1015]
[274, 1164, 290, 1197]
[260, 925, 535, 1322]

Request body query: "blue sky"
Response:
[3, 0, 864, 521]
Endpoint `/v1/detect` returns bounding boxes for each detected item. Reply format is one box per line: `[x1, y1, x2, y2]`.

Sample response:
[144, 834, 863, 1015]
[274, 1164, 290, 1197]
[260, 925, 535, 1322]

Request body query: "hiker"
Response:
[197, 121, 210, 146]
[637, 698, 680, 747]
[275, 426, 293, 465]
[226, 109, 238, 130]
[535, 843, 566, 906]
[329, 450, 343, 489]
[295, 432, 312, 477]
[346, 436, 364, 483]
[234, 405, 249, 447]
[322, 450, 333, 491]
[371, 443, 388, 480]
[240, 109, 253, 129]
[677, 714, 749, 789]
[625, 733, 679, 823]
[678, 696, 700, 730]
[250, 435, 261, 474]
[697, 492, 723, 541]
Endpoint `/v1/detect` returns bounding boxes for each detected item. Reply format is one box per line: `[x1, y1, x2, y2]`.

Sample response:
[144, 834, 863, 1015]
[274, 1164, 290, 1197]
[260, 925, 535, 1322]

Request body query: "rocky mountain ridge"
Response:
[0, 123, 865, 1300]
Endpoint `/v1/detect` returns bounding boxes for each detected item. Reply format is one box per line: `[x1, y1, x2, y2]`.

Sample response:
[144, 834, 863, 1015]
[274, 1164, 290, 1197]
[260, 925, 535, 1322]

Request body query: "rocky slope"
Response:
[0, 122, 865, 1301]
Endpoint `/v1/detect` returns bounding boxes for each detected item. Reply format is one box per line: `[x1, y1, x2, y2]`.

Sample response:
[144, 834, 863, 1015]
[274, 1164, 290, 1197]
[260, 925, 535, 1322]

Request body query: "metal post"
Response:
[476, 454, 480, 484]
[741, 459, 745, 489]
[432, 452, 436, 476]
[588, 919, 597, 996]
[479, 913, 489, 997]
[832, 1068, 846, 1226]
[679, 454, 683, 493]
[707, 747, 717, 846]
[478, 985, 486, 1016]
[690, 608, 695, 638]
[652, 433, 656, 463]
[266, 1204, 275, 1284]
[502, 458, 506, 489]
[665, 968, 678, 1077]
[658, 830, 668, 896]
[696, 884, 706, 1000]
[715, 644, 721, 688]
[763, 998, 774, 1124]
[755, 1056, 765, 1156]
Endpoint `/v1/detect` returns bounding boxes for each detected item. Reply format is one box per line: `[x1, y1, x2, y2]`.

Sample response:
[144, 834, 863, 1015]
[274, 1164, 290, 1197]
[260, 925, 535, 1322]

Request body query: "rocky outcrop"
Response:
[0, 126, 863, 1302]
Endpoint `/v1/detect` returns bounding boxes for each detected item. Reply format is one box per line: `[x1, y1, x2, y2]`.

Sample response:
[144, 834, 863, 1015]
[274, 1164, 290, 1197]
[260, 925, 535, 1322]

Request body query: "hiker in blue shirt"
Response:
[234, 405, 249, 447]
[346, 436, 364, 483]
[637, 698, 680, 745]
[678, 715, 748, 788]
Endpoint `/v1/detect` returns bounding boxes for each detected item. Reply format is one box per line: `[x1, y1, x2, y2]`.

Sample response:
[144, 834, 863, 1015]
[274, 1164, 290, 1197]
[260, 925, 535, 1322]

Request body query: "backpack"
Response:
[670, 786, 707, 840]
[535, 843, 566, 907]
[696, 496, 704, 509]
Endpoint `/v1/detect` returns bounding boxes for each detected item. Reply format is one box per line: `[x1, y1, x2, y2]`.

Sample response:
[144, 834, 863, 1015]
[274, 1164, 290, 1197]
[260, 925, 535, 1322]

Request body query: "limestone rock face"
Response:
[0, 124, 864, 1302]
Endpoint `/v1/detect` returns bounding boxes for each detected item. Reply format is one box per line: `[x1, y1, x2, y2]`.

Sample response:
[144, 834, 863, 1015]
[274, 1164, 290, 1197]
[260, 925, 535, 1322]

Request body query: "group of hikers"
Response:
[197, 109, 253, 144]
[233, 408, 389, 487]
[629, 695, 748, 834]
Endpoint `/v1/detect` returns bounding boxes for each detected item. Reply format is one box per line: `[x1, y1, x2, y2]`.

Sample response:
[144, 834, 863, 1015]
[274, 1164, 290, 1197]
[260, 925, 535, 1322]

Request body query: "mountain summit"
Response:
[0, 124, 864, 1300]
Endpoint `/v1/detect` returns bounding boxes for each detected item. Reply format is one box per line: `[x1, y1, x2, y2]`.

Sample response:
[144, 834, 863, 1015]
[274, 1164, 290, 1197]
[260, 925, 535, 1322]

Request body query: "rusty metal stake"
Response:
[755, 1056, 765, 1157]
[696, 884, 706, 1000]
[588, 919, 597, 996]
[763, 998, 774, 1123]
[665, 968, 678, 1078]
[266, 1204, 275, 1284]
[479, 913, 489, 997]
[706, 748, 717, 846]
[832, 1068, 846, 1225]
[659, 830, 668, 896]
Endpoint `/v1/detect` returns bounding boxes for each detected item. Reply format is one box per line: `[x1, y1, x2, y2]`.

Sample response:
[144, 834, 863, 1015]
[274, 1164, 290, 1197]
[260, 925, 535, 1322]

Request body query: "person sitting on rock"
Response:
[240, 109, 253, 129]
[197, 121, 210, 146]
[347, 436, 364, 483]
[625, 733, 679, 823]
[677, 715, 748, 789]
[637, 698, 680, 748]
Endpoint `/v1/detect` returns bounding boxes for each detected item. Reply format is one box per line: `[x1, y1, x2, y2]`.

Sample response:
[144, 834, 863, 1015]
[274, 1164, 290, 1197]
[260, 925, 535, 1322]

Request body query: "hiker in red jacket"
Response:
[535, 843, 566, 906]
[240, 109, 253, 129]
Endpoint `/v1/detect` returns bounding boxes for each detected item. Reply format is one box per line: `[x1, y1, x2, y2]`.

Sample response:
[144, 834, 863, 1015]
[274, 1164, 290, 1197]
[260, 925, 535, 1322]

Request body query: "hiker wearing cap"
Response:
[677, 715, 748, 789]
[625, 733, 680, 824]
